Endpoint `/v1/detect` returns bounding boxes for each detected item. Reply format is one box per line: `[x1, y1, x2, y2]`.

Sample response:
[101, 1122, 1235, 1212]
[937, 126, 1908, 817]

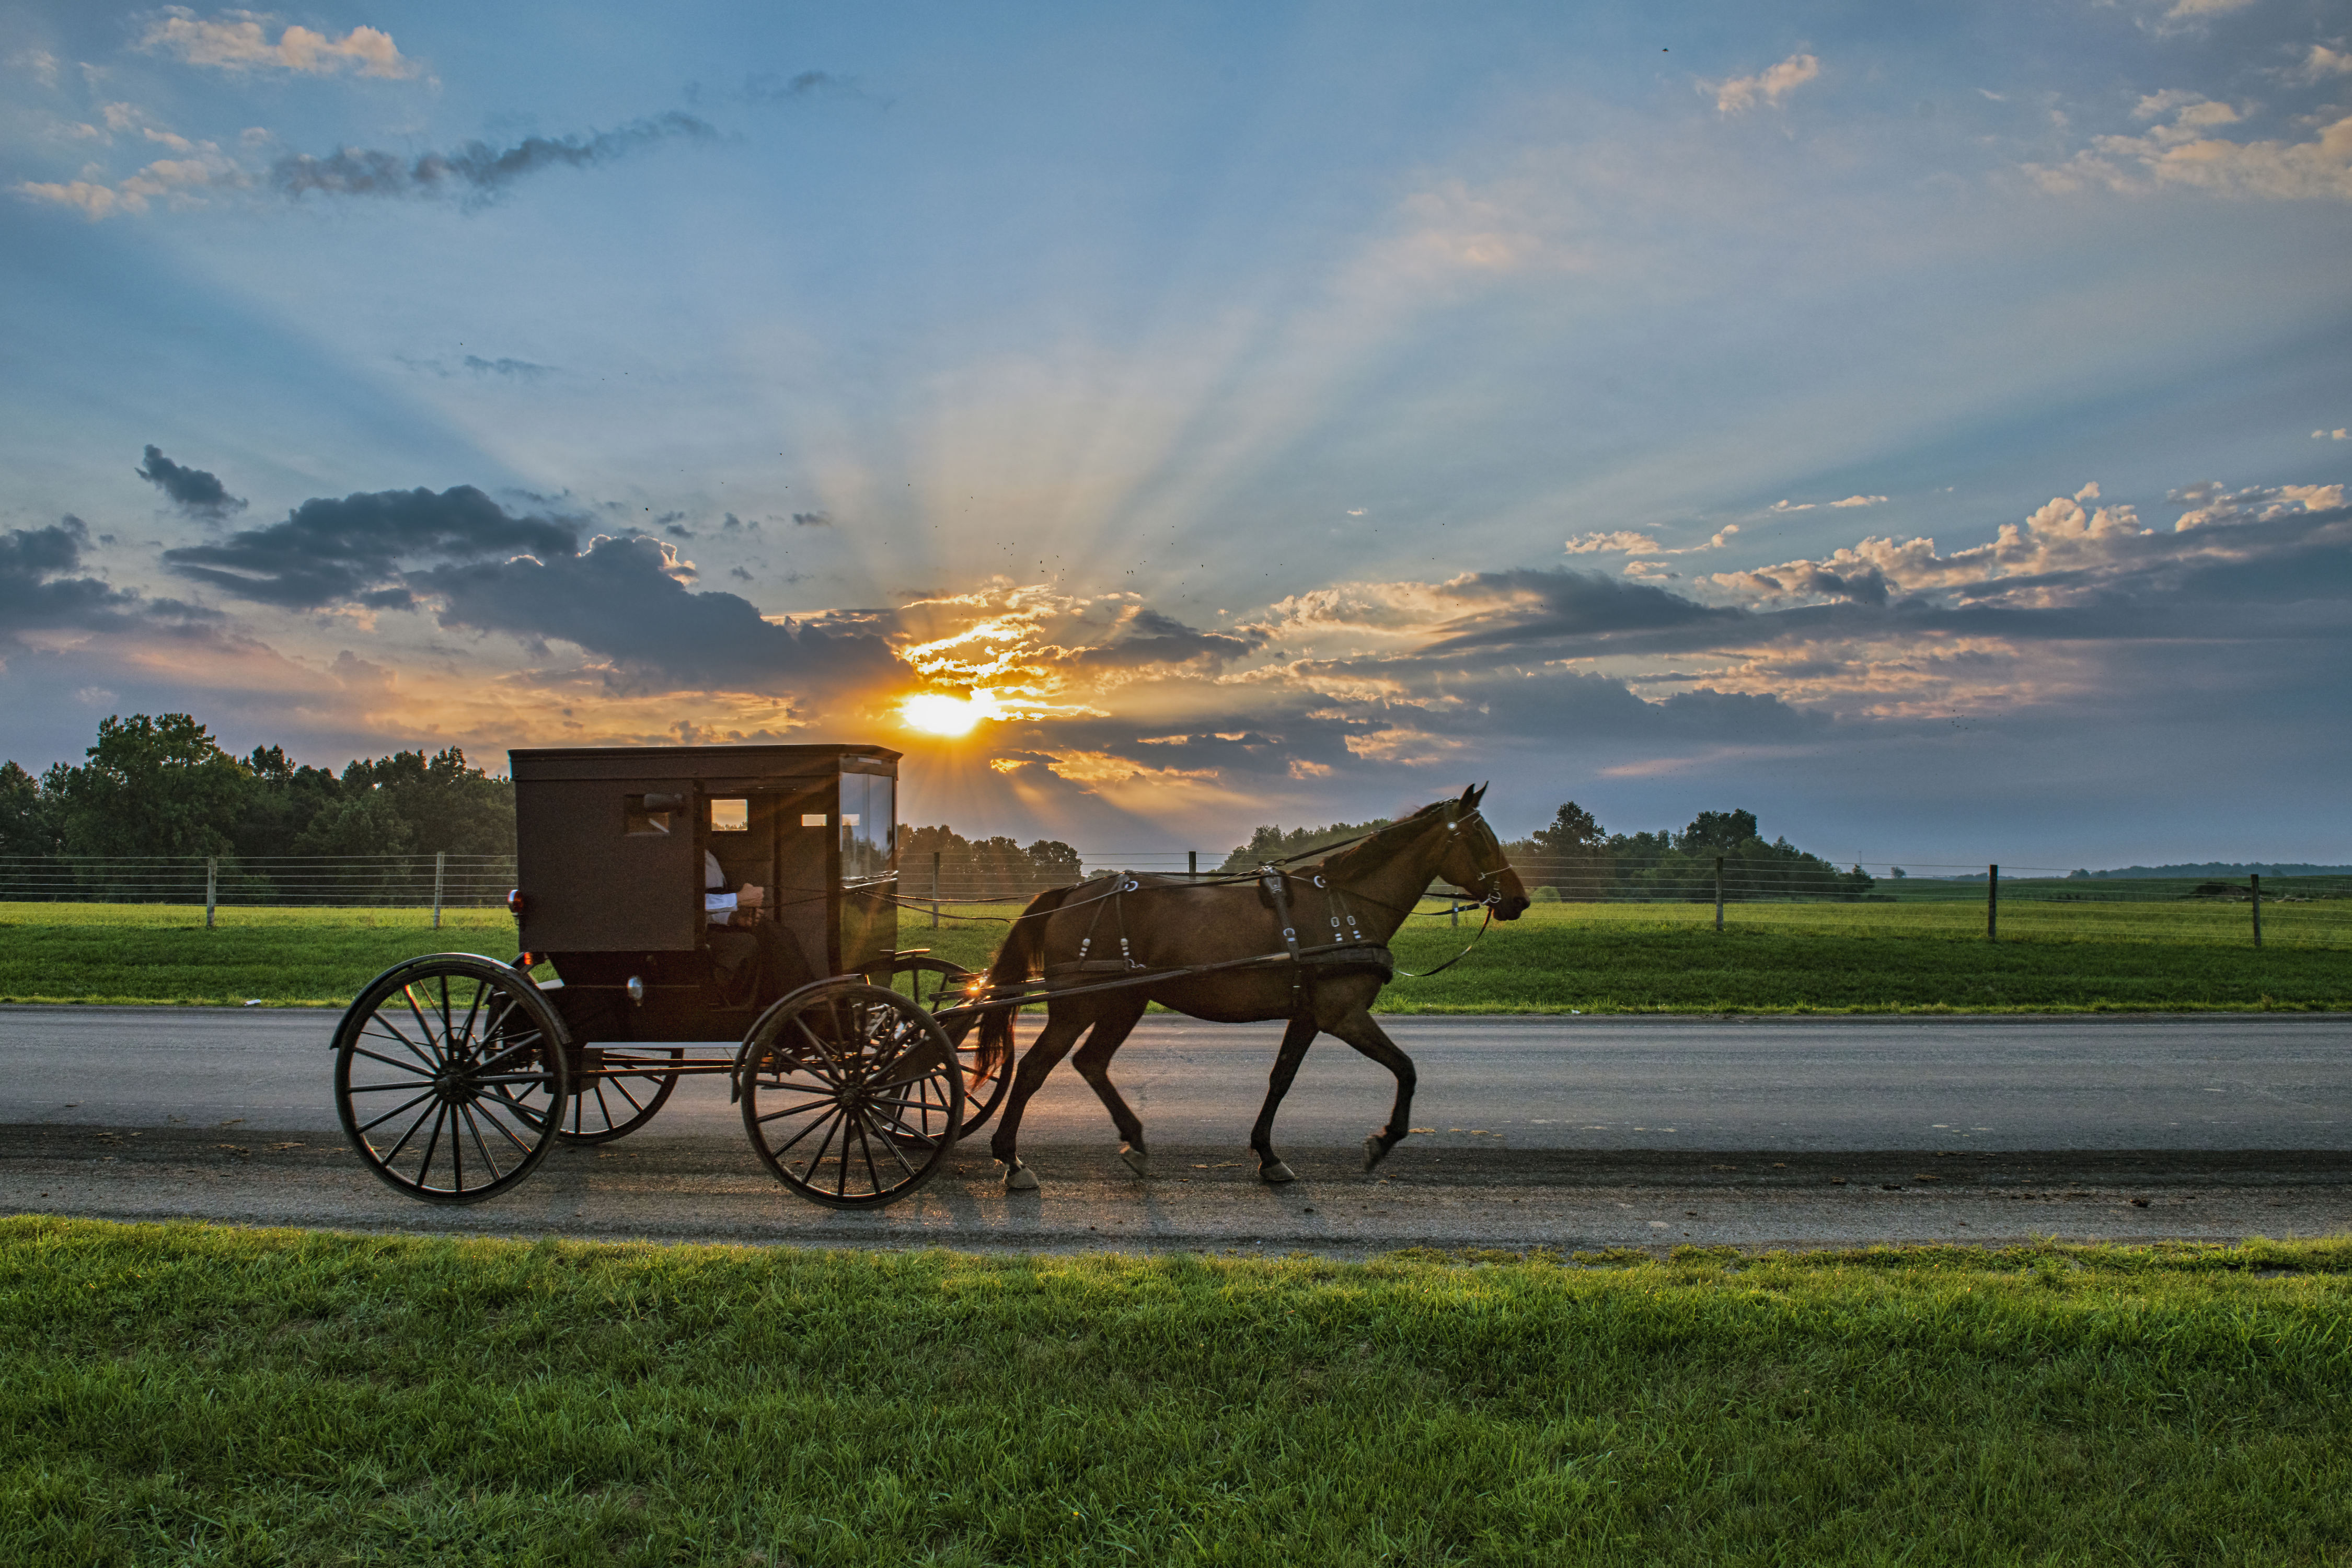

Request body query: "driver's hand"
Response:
[737, 883, 766, 909]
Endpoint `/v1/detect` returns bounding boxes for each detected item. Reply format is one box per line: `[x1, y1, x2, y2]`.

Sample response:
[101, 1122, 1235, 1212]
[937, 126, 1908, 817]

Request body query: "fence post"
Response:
[1987, 863, 1998, 943]
[1189, 850, 1198, 881]
[1714, 856, 1725, 932]
[205, 857, 217, 929]
[2250, 873, 2262, 949]
[931, 850, 942, 930]
[432, 850, 445, 930]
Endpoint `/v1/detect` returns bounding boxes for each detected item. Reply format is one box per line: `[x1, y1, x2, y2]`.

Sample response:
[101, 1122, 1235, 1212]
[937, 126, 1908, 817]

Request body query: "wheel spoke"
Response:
[362, 1019, 440, 1071]
[414, 1104, 448, 1188]
[469, 1096, 538, 1158]
[359, 1087, 438, 1136]
[607, 1075, 650, 1115]
[856, 1106, 924, 1179]
[791, 1014, 846, 1079]
[454, 977, 487, 1053]
[347, 1044, 436, 1079]
[378, 1097, 440, 1165]
[403, 986, 444, 1055]
[753, 1094, 840, 1125]
[764, 1102, 845, 1161]
[457, 1102, 504, 1183]
[851, 1113, 883, 1195]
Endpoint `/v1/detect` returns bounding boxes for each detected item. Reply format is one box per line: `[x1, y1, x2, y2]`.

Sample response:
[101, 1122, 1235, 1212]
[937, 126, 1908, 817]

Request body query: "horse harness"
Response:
[1039, 868, 1398, 1012]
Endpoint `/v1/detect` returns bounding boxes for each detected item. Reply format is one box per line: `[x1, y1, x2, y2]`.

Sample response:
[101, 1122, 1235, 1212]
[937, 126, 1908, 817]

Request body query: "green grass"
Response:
[3, 898, 2346, 1012]
[5, 1218, 2350, 1565]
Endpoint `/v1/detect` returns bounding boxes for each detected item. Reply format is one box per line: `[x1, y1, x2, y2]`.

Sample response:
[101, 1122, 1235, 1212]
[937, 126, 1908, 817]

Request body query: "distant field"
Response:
[3, 897, 2344, 1012]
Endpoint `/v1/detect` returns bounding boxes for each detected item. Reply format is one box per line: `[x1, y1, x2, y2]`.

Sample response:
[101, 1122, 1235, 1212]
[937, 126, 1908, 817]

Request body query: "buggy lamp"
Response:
[626, 976, 646, 1004]
[506, 889, 526, 917]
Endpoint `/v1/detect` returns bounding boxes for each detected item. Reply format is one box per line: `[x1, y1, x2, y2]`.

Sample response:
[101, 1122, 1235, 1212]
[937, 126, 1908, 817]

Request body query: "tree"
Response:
[1531, 801, 1602, 858]
[54, 713, 250, 860]
[1677, 809, 1759, 855]
[334, 746, 516, 857]
[0, 760, 64, 860]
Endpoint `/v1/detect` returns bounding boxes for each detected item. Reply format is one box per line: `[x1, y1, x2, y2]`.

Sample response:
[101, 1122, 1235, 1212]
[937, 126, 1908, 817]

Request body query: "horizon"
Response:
[4, 2, 2348, 869]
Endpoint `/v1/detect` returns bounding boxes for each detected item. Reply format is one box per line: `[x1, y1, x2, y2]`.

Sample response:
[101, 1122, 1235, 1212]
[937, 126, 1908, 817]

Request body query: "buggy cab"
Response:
[508, 743, 900, 1042]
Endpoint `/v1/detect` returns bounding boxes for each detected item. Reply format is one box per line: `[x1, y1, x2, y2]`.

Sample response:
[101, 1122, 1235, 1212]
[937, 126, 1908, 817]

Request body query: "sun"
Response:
[899, 690, 1003, 736]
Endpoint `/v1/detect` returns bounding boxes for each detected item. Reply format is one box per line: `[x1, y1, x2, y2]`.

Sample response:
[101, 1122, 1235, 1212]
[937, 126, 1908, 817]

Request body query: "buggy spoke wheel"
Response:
[556, 1047, 682, 1144]
[333, 955, 568, 1205]
[872, 955, 1014, 1137]
[741, 981, 962, 1209]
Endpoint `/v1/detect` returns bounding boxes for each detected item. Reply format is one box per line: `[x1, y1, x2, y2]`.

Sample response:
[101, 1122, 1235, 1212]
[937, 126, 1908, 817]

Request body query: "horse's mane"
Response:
[1314, 800, 1448, 882]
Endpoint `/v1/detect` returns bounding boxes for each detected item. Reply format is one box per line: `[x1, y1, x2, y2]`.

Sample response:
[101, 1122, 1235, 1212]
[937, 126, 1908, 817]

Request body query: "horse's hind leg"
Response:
[1068, 995, 1150, 1175]
[1247, 1012, 1320, 1183]
[989, 1006, 1090, 1191]
[1326, 1008, 1418, 1171]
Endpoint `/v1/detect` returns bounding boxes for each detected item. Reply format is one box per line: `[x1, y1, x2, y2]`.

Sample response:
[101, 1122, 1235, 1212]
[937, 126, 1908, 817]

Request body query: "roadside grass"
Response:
[4, 1218, 2349, 1566]
[3, 898, 2346, 1012]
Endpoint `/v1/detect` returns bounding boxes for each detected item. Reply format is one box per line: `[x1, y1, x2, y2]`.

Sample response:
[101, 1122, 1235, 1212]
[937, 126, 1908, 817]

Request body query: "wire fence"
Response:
[4, 852, 2346, 946]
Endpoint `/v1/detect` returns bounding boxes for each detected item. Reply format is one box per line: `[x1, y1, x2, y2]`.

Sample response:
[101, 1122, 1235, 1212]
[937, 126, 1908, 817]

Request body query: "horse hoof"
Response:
[1260, 1160, 1297, 1184]
[1003, 1162, 1039, 1192]
[1363, 1134, 1390, 1171]
[1118, 1143, 1148, 1177]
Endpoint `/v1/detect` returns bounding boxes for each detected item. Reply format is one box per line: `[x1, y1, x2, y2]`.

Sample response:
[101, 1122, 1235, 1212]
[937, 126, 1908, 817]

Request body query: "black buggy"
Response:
[330, 744, 1010, 1209]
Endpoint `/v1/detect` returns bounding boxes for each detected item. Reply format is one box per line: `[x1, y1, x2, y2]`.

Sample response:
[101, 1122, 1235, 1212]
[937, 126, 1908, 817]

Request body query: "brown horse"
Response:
[976, 783, 1529, 1190]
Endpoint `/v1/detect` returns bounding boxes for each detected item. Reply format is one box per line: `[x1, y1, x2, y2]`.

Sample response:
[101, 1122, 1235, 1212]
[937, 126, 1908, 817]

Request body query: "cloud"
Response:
[462, 355, 552, 379]
[1830, 494, 1887, 508]
[1565, 531, 1661, 554]
[792, 510, 833, 526]
[1, 516, 140, 636]
[1711, 54, 1820, 115]
[2299, 45, 2352, 82]
[2318, 428, 2349, 440]
[16, 150, 236, 220]
[161, 485, 579, 608]
[136, 445, 245, 517]
[140, 12, 418, 79]
[2030, 98, 2352, 201]
[2163, 0, 2256, 16]
[1065, 607, 1267, 671]
[410, 534, 901, 694]
[271, 112, 718, 204]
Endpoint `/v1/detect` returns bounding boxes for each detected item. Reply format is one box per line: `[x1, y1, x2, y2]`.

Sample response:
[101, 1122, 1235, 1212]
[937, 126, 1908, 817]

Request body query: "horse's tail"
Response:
[977, 884, 1074, 1068]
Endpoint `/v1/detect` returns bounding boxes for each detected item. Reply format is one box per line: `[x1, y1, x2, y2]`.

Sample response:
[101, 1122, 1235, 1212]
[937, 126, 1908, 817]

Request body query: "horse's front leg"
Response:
[1325, 1006, 1417, 1170]
[989, 1006, 1089, 1191]
[1248, 1011, 1320, 1183]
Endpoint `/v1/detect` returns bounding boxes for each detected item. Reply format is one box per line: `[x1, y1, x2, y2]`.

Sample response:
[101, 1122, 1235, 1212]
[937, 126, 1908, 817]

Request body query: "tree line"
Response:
[1, 713, 516, 900]
[1218, 803, 1877, 902]
[895, 824, 1083, 900]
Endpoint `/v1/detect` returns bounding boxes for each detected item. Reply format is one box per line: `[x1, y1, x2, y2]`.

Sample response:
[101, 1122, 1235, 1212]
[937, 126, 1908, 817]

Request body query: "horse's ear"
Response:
[1463, 782, 1486, 809]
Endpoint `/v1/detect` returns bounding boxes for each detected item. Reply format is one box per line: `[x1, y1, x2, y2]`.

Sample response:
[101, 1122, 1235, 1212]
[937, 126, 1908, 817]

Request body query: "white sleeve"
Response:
[705, 891, 738, 924]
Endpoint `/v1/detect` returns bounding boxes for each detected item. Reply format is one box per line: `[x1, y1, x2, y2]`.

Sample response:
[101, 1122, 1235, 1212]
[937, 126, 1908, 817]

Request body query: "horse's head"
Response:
[1434, 783, 1530, 921]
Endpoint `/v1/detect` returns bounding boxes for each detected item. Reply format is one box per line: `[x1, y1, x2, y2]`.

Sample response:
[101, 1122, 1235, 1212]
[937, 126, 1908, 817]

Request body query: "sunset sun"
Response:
[900, 690, 1004, 736]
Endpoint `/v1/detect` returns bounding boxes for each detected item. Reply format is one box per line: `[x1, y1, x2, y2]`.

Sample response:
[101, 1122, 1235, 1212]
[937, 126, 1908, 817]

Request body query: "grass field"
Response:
[3, 897, 2342, 1013]
[5, 1218, 2348, 1565]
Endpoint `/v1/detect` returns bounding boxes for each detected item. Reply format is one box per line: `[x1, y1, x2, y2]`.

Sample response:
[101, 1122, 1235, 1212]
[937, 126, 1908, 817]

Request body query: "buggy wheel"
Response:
[872, 954, 1014, 1136]
[740, 982, 962, 1209]
[556, 1047, 682, 1144]
[333, 954, 569, 1205]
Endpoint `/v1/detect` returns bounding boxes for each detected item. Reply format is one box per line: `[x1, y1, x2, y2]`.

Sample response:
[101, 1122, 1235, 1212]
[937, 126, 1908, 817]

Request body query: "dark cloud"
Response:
[1073, 608, 1269, 670]
[721, 513, 757, 532]
[410, 533, 900, 692]
[271, 112, 720, 204]
[728, 566, 754, 582]
[744, 70, 853, 101]
[462, 355, 554, 379]
[162, 486, 579, 609]
[136, 446, 245, 518]
[792, 511, 833, 527]
[1422, 569, 1748, 654]
[1, 516, 137, 632]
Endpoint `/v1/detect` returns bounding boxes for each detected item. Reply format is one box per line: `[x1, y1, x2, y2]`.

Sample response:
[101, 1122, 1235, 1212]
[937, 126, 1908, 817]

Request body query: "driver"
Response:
[705, 850, 812, 1005]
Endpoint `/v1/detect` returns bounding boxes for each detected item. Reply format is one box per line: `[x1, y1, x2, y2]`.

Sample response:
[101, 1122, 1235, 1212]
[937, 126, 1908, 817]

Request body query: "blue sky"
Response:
[3, 1, 2349, 867]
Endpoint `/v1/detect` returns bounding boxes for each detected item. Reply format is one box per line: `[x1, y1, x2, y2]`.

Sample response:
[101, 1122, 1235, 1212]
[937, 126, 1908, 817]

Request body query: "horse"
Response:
[975, 783, 1529, 1190]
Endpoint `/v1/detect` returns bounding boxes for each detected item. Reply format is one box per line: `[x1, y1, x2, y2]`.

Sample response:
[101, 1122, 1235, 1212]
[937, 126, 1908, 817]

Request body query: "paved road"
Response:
[4, 1007, 2346, 1253]
[4, 1007, 2346, 1149]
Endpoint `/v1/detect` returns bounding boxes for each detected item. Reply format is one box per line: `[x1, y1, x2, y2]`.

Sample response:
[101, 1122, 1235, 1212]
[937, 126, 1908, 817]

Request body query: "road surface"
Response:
[4, 1007, 2345, 1254]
